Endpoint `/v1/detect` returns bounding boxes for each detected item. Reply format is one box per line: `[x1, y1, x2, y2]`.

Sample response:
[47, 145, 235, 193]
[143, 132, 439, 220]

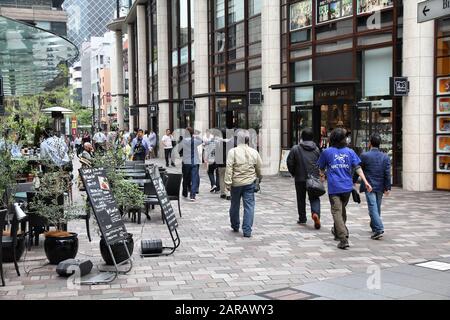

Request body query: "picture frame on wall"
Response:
[436, 154, 450, 173]
[437, 136, 450, 154]
[437, 116, 450, 134]
[437, 97, 450, 115]
[436, 77, 450, 96]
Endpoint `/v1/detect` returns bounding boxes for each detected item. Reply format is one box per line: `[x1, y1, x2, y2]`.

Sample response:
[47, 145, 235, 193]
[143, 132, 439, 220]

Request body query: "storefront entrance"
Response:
[215, 97, 247, 129]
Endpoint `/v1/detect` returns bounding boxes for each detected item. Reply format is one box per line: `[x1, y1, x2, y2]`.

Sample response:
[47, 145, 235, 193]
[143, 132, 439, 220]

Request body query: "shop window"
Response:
[314, 51, 353, 80]
[249, 42, 262, 57]
[171, 0, 178, 48]
[363, 47, 392, 97]
[316, 38, 353, 54]
[215, 0, 225, 29]
[437, 57, 450, 76]
[249, 0, 262, 17]
[216, 76, 227, 92]
[228, 71, 245, 92]
[249, 16, 261, 43]
[248, 57, 262, 68]
[316, 18, 353, 40]
[437, 37, 450, 57]
[180, 0, 189, 46]
[228, 48, 245, 61]
[357, 33, 392, 46]
[317, 0, 353, 24]
[290, 0, 312, 31]
[180, 83, 189, 99]
[438, 17, 450, 37]
[228, 0, 245, 24]
[290, 47, 313, 59]
[228, 62, 246, 72]
[249, 69, 262, 90]
[228, 23, 245, 49]
[172, 50, 178, 67]
[180, 46, 189, 65]
[293, 59, 312, 82]
[291, 29, 311, 44]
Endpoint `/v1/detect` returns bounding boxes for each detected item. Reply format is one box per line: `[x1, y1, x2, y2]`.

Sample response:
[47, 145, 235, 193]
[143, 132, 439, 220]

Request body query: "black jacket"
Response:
[287, 141, 320, 182]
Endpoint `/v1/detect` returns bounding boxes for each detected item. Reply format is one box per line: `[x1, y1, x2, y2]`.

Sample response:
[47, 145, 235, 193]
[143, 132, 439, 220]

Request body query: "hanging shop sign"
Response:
[183, 100, 195, 112]
[390, 77, 410, 97]
[148, 104, 159, 116]
[290, 0, 313, 31]
[418, 0, 450, 23]
[248, 92, 262, 105]
[317, 0, 353, 24]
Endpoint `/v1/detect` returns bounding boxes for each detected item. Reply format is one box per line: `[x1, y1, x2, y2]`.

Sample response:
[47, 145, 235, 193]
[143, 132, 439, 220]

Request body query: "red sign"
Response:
[72, 128, 77, 136]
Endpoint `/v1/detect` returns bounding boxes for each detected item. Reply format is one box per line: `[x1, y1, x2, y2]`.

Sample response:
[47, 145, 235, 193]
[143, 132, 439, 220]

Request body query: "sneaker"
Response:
[232, 228, 239, 233]
[312, 213, 321, 230]
[210, 186, 217, 193]
[243, 233, 252, 238]
[226, 196, 231, 201]
[297, 219, 307, 225]
[337, 239, 350, 250]
[190, 198, 196, 202]
[371, 231, 384, 240]
[331, 226, 349, 240]
[171, 163, 176, 167]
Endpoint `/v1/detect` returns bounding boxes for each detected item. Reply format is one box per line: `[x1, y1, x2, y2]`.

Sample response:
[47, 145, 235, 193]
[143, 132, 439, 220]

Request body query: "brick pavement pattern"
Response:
[1, 159, 450, 300]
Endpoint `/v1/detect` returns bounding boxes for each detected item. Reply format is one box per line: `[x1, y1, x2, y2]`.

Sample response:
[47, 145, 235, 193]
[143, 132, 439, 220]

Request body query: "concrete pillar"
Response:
[127, 23, 135, 131]
[114, 30, 125, 130]
[402, 0, 435, 191]
[260, 0, 281, 176]
[193, 0, 209, 135]
[157, 0, 170, 154]
[137, 4, 148, 130]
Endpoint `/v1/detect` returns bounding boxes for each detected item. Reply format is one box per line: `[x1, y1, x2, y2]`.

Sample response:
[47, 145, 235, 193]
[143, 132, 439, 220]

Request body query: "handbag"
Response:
[297, 146, 326, 197]
[351, 188, 361, 204]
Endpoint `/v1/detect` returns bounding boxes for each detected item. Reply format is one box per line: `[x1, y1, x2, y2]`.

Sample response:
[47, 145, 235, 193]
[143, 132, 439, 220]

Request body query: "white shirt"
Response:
[161, 135, 173, 149]
[93, 132, 107, 143]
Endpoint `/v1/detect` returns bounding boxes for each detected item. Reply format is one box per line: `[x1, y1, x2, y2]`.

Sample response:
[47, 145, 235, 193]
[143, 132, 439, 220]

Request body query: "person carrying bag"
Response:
[287, 128, 323, 229]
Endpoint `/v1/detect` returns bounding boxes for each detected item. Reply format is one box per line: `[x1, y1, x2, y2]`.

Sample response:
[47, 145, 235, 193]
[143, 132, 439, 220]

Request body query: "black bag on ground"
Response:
[352, 188, 361, 204]
[297, 146, 326, 197]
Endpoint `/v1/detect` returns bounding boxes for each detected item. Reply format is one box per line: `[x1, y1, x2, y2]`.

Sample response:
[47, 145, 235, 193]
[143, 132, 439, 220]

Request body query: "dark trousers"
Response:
[164, 148, 173, 166]
[207, 163, 220, 189]
[182, 163, 199, 198]
[295, 181, 321, 222]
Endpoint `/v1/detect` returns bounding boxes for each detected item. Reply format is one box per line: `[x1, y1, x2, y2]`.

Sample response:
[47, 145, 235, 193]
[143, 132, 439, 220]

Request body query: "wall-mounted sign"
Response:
[317, 0, 353, 24]
[315, 85, 355, 104]
[229, 98, 245, 110]
[390, 77, 410, 96]
[248, 92, 262, 105]
[290, 0, 312, 31]
[148, 104, 158, 116]
[183, 100, 195, 112]
[437, 77, 450, 96]
[418, 0, 450, 23]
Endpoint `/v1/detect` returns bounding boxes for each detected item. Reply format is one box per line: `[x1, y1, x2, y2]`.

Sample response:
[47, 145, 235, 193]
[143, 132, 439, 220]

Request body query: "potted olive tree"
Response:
[29, 166, 81, 265]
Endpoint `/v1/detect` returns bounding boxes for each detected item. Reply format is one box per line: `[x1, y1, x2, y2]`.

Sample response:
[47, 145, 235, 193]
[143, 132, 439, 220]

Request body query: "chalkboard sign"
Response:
[79, 167, 127, 245]
[148, 168, 178, 232]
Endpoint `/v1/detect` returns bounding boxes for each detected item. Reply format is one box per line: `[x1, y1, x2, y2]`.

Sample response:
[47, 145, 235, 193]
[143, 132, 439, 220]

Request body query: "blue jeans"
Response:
[365, 192, 384, 233]
[229, 183, 255, 236]
[189, 164, 200, 199]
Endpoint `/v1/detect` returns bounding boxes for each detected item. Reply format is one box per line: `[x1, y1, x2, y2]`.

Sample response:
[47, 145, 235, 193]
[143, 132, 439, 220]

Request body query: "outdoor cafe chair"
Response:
[1, 206, 23, 286]
[164, 173, 183, 218]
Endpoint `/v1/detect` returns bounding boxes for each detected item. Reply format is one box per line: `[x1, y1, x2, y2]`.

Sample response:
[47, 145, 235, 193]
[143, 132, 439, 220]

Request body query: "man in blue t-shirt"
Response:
[318, 128, 372, 250]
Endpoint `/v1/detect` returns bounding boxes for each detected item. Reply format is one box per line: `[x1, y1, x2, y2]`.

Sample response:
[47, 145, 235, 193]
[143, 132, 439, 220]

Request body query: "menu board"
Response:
[148, 168, 178, 232]
[317, 0, 353, 24]
[80, 167, 127, 246]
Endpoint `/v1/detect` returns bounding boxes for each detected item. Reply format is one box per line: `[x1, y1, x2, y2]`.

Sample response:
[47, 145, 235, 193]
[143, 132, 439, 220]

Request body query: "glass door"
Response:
[291, 105, 313, 145]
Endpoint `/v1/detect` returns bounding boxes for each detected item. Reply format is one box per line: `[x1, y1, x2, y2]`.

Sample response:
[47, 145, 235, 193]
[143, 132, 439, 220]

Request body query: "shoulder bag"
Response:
[297, 146, 326, 197]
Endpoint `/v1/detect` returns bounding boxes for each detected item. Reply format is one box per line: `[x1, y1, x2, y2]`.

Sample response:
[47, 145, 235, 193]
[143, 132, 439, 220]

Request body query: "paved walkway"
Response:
[1, 159, 450, 300]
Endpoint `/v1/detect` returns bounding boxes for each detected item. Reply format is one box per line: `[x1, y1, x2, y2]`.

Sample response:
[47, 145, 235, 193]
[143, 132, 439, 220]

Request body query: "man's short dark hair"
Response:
[301, 128, 314, 142]
[370, 133, 381, 148]
[138, 129, 144, 134]
[329, 128, 347, 148]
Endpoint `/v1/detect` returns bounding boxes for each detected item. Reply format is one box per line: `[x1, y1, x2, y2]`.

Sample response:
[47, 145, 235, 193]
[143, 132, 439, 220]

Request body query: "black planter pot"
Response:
[2, 237, 26, 263]
[44, 233, 79, 265]
[100, 233, 134, 265]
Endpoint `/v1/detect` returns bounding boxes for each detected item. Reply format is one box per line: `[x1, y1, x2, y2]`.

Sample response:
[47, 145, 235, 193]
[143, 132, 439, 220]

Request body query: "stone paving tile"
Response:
[1, 158, 450, 300]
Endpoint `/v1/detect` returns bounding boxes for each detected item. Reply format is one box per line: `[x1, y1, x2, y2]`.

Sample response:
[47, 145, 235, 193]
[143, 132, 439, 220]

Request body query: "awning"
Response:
[0, 15, 79, 96]
[269, 80, 360, 90]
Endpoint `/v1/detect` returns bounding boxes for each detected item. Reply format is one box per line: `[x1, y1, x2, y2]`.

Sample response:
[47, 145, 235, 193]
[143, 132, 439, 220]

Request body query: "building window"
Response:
[317, 0, 353, 24]
[290, 0, 312, 31]
[363, 47, 392, 97]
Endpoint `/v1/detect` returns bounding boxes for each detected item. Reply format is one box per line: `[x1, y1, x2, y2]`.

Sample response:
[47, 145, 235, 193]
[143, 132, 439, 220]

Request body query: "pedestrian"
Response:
[287, 128, 322, 229]
[131, 129, 150, 161]
[40, 128, 72, 174]
[82, 131, 91, 145]
[360, 133, 391, 240]
[93, 128, 107, 153]
[181, 127, 203, 201]
[217, 129, 234, 200]
[74, 134, 83, 156]
[224, 130, 263, 238]
[79, 142, 94, 168]
[317, 128, 372, 250]
[145, 129, 157, 158]
[204, 130, 220, 193]
[161, 129, 176, 167]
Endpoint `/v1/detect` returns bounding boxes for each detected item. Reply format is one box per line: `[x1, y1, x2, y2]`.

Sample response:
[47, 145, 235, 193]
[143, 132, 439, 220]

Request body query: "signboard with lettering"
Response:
[183, 100, 195, 112]
[248, 92, 262, 105]
[390, 77, 410, 97]
[315, 85, 355, 104]
[148, 104, 158, 116]
[148, 168, 178, 232]
[79, 167, 127, 246]
[418, 0, 450, 23]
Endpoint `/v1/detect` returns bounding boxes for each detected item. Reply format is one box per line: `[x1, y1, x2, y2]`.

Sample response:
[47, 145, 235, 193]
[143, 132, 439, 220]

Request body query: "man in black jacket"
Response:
[287, 128, 322, 229]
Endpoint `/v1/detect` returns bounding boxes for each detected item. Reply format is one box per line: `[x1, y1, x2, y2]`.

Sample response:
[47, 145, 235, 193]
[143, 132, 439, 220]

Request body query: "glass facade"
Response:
[209, 0, 262, 131]
[281, 0, 403, 185]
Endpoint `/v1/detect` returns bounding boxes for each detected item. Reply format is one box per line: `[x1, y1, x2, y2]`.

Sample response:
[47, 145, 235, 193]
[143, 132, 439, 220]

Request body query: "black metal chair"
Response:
[143, 181, 162, 224]
[1, 207, 22, 286]
[164, 173, 183, 218]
